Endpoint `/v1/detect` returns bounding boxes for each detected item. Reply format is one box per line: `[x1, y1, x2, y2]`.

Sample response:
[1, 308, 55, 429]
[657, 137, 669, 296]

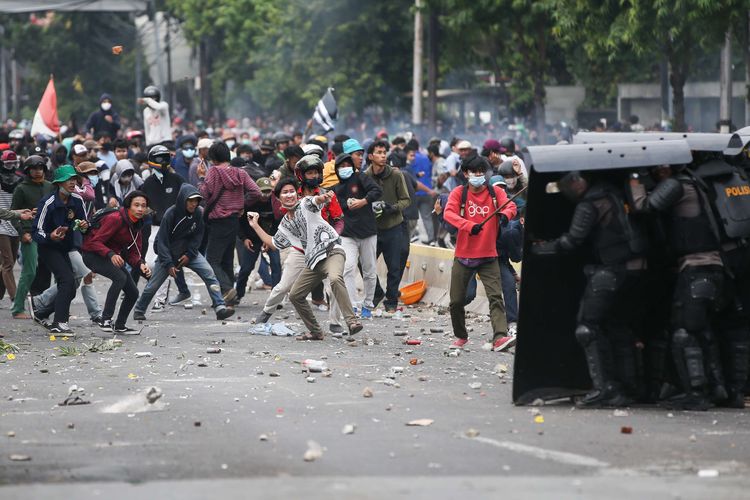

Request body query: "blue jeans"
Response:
[499, 258, 518, 324]
[258, 249, 281, 287]
[135, 254, 225, 314]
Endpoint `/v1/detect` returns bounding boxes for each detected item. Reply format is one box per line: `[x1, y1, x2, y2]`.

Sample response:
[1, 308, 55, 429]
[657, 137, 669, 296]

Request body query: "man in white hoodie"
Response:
[139, 86, 172, 148]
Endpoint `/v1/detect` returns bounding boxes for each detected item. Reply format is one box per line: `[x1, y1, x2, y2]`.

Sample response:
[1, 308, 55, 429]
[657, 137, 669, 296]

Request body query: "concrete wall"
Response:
[545, 85, 586, 126]
[618, 81, 747, 131]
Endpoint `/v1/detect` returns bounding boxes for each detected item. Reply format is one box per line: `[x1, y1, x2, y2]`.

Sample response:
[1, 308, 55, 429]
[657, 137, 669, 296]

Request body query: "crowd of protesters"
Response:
[0, 87, 526, 351]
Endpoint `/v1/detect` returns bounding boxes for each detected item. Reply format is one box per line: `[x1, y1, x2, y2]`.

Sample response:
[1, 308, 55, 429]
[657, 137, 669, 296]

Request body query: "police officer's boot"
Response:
[646, 338, 670, 403]
[611, 327, 643, 401]
[665, 329, 711, 411]
[705, 336, 729, 404]
[725, 334, 749, 408]
[575, 325, 631, 408]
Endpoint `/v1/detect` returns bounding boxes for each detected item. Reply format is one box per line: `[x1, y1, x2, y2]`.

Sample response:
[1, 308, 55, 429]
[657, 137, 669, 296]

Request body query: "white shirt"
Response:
[142, 98, 172, 146]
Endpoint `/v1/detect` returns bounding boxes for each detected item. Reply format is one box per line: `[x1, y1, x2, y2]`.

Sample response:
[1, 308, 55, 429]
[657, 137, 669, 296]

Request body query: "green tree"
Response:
[2, 12, 143, 129]
[554, 0, 743, 131]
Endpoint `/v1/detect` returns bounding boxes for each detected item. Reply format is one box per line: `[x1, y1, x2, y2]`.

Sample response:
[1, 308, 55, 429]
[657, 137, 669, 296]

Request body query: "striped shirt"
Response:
[0, 188, 17, 237]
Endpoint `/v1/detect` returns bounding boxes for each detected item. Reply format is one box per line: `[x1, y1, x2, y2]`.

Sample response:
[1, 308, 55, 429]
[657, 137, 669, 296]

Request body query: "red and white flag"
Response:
[30, 77, 60, 137]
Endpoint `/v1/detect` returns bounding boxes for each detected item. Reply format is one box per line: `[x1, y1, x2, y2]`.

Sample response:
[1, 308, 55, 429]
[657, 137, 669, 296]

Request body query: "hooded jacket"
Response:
[109, 159, 144, 204]
[11, 176, 54, 236]
[332, 171, 382, 239]
[198, 163, 261, 219]
[141, 168, 185, 225]
[365, 164, 411, 231]
[82, 207, 146, 268]
[172, 134, 197, 180]
[84, 93, 121, 138]
[155, 183, 204, 266]
[32, 191, 87, 252]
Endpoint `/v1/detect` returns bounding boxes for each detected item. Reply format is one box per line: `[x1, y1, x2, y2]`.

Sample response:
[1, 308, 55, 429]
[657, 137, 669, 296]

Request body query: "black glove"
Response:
[470, 223, 483, 235]
[500, 214, 509, 226]
[383, 203, 398, 215]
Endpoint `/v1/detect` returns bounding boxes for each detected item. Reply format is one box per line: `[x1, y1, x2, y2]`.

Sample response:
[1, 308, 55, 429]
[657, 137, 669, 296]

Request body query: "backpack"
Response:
[87, 207, 125, 233]
[440, 185, 498, 235]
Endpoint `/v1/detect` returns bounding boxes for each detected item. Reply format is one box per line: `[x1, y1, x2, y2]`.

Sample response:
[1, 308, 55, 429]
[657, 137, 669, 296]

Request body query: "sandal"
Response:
[296, 332, 324, 341]
[13, 313, 31, 320]
[347, 321, 364, 336]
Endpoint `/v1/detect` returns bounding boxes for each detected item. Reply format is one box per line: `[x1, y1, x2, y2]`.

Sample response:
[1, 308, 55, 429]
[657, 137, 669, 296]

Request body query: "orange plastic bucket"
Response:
[400, 280, 427, 305]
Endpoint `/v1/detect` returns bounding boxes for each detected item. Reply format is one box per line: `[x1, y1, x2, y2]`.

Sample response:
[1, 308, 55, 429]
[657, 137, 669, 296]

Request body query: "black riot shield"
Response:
[512, 140, 693, 405]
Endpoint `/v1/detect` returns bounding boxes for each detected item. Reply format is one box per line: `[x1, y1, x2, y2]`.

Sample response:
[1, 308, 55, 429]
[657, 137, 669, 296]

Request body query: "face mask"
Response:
[101, 102, 112, 111]
[152, 170, 164, 182]
[505, 177, 517, 188]
[225, 140, 235, 149]
[59, 186, 71, 196]
[88, 174, 99, 187]
[120, 174, 133, 185]
[183, 148, 196, 159]
[241, 139, 251, 145]
[468, 175, 486, 187]
[338, 167, 354, 180]
[303, 177, 321, 188]
[100, 169, 111, 182]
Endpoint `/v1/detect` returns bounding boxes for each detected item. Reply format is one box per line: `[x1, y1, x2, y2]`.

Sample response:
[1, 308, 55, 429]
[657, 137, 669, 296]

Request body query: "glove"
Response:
[470, 224, 483, 235]
[383, 203, 397, 215]
[530, 240, 558, 256]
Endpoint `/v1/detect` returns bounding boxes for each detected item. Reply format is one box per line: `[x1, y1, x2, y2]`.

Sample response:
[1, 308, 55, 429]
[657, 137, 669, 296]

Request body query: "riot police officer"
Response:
[630, 165, 726, 410]
[532, 171, 648, 408]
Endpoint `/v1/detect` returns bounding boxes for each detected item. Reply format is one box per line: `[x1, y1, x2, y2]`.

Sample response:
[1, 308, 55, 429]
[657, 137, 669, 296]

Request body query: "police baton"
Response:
[478, 185, 528, 228]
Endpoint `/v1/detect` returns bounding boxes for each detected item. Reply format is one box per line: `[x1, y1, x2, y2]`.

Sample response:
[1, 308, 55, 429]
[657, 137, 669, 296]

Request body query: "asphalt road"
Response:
[1, 277, 749, 499]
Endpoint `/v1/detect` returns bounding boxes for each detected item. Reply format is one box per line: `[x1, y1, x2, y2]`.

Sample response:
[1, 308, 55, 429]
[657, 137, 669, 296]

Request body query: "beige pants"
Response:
[289, 250, 356, 335]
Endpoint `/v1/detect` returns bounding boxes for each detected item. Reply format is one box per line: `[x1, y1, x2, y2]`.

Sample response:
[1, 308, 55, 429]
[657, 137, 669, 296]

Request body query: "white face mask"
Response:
[101, 102, 112, 111]
[225, 140, 235, 149]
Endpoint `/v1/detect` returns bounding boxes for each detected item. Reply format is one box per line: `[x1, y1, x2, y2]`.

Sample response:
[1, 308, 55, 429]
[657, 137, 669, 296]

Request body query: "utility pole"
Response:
[0, 25, 6, 121]
[10, 47, 18, 120]
[165, 12, 173, 111]
[412, 0, 423, 126]
[150, 1, 165, 91]
[719, 28, 733, 133]
[427, 8, 438, 132]
[745, 11, 750, 126]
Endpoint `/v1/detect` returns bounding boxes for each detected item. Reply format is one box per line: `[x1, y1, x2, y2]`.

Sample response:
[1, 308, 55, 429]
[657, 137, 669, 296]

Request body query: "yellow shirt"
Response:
[321, 160, 339, 188]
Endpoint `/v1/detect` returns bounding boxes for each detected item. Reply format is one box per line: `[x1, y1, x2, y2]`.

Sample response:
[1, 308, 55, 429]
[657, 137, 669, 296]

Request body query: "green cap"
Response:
[256, 177, 273, 192]
[52, 165, 79, 184]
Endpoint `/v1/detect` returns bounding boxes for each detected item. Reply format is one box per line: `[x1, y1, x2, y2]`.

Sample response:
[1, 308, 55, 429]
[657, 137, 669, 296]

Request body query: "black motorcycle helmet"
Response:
[23, 155, 48, 173]
[499, 137, 516, 155]
[147, 144, 171, 169]
[294, 154, 324, 188]
[143, 85, 161, 102]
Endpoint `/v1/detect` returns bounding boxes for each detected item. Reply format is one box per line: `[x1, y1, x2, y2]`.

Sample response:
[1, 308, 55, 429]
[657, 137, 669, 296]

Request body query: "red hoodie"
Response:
[443, 185, 516, 259]
[199, 164, 261, 219]
[82, 208, 145, 268]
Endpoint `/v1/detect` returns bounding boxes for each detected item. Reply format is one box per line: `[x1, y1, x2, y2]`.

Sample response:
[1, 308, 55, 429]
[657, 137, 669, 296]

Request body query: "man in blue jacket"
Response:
[32, 165, 88, 334]
[133, 183, 234, 321]
[84, 93, 121, 139]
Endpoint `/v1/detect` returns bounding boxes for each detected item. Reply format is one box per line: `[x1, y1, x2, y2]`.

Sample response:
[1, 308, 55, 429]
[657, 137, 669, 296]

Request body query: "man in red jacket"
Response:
[82, 191, 152, 334]
[443, 153, 516, 349]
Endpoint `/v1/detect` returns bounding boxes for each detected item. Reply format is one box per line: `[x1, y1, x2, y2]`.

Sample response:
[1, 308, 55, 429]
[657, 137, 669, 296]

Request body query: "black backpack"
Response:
[88, 207, 121, 230]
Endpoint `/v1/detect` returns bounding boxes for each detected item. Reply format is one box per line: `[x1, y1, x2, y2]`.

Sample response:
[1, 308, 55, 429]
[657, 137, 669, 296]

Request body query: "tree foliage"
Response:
[2, 12, 143, 126]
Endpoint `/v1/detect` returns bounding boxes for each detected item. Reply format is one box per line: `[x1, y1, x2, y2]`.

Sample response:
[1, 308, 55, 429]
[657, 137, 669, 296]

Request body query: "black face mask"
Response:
[303, 177, 321, 189]
[102, 143, 113, 152]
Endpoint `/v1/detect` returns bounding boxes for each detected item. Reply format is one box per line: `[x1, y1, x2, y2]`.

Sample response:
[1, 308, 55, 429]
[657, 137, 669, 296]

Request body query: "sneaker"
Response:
[507, 322, 518, 336]
[329, 323, 344, 334]
[151, 299, 165, 312]
[410, 235, 419, 243]
[360, 307, 373, 319]
[34, 315, 51, 329]
[493, 335, 516, 352]
[450, 338, 468, 349]
[216, 307, 235, 321]
[49, 322, 74, 335]
[96, 318, 113, 332]
[222, 288, 238, 304]
[384, 304, 398, 313]
[169, 292, 192, 306]
[113, 325, 140, 335]
[91, 315, 102, 325]
[133, 311, 147, 321]
[255, 311, 272, 324]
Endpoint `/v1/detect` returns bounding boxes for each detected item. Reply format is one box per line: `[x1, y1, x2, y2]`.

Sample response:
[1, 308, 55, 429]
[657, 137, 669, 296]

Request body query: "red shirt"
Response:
[443, 185, 516, 259]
